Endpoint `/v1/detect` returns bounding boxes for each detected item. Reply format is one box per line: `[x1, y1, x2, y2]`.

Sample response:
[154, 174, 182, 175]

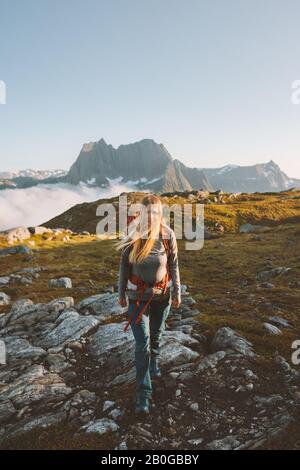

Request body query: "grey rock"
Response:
[0, 245, 32, 256]
[263, 323, 282, 335]
[254, 395, 284, 407]
[211, 327, 255, 357]
[4, 336, 47, 363]
[256, 267, 291, 282]
[81, 418, 119, 435]
[239, 224, 268, 234]
[0, 364, 72, 409]
[268, 316, 291, 329]
[0, 277, 10, 286]
[76, 292, 126, 317]
[1, 411, 67, 443]
[103, 400, 115, 412]
[88, 322, 135, 377]
[36, 309, 100, 349]
[0, 292, 10, 306]
[45, 353, 71, 374]
[48, 277, 72, 289]
[196, 351, 226, 372]
[206, 435, 240, 450]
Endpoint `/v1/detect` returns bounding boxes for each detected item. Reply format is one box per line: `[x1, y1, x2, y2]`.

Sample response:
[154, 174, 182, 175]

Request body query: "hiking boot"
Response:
[150, 356, 161, 378]
[135, 395, 150, 414]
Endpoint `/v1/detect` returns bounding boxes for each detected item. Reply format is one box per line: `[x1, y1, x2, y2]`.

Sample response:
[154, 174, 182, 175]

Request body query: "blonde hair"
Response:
[115, 194, 169, 263]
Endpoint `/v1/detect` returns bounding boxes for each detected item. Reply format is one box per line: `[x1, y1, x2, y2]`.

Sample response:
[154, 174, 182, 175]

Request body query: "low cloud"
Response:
[0, 181, 139, 231]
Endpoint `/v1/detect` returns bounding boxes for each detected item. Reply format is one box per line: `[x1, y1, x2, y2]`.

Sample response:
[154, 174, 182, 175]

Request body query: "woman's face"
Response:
[146, 203, 161, 227]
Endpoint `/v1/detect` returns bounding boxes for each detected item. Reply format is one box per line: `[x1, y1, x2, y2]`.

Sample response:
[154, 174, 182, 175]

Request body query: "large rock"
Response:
[3, 297, 74, 329]
[76, 292, 127, 317]
[48, 277, 72, 289]
[0, 292, 10, 305]
[81, 418, 119, 435]
[211, 327, 255, 357]
[196, 351, 226, 372]
[263, 323, 282, 335]
[256, 267, 291, 282]
[88, 322, 200, 384]
[0, 364, 72, 409]
[1, 410, 67, 443]
[1, 226, 31, 244]
[36, 309, 100, 350]
[206, 435, 240, 450]
[0, 245, 32, 256]
[0, 277, 10, 286]
[88, 321, 135, 377]
[4, 336, 47, 363]
[158, 330, 200, 367]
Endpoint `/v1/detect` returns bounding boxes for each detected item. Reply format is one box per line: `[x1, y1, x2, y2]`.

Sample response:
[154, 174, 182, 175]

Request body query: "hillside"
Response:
[42, 188, 300, 234]
[0, 190, 300, 449]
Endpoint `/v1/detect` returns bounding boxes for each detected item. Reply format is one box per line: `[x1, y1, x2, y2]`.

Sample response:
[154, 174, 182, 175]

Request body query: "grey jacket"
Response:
[118, 225, 181, 302]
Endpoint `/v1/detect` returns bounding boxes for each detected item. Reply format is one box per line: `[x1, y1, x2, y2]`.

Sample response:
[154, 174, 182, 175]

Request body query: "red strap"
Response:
[134, 292, 155, 325]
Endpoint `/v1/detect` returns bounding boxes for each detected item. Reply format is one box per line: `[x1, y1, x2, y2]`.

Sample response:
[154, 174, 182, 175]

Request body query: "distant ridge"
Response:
[1, 138, 299, 193]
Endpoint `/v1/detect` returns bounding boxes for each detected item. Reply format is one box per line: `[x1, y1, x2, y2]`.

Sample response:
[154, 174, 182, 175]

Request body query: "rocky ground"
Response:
[0, 191, 300, 450]
[0, 286, 299, 450]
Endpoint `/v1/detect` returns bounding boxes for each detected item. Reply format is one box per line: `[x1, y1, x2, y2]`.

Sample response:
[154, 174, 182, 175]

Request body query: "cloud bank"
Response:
[0, 182, 140, 231]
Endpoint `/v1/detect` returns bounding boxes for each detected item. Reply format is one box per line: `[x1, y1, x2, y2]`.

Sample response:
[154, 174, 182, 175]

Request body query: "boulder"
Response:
[48, 277, 72, 289]
[1, 226, 31, 244]
[0, 364, 72, 409]
[256, 267, 291, 282]
[76, 292, 127, 317]
[263, 323, 283, 335]
[36, 309, 100, 350]
[81, 418, 119, 435]
[211, 327, 255, 357]
[0, 292, 11, 305]
[4, 336, 47, 363]
[0, 245, 32, 256]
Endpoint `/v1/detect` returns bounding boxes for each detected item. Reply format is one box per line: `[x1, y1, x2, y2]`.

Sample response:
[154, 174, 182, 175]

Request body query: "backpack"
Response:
[123, 215, 172, 332]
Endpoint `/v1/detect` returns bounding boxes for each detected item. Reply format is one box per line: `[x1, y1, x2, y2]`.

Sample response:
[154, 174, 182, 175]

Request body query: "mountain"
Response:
[65, 138, 212, 192]
[0, 169, 67, 180]
[201, 160, 300, 193]
[64, 139, 300, 193]
[0, 169, 68, 190]
[1, 139, 299, 193]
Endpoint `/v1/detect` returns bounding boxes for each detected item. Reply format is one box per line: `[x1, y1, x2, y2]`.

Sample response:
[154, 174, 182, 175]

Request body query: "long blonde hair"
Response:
[115, 194, 169, 263]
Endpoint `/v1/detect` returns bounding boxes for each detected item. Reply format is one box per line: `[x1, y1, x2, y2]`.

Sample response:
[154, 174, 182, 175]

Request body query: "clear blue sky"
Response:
[1, 0, 300, 177]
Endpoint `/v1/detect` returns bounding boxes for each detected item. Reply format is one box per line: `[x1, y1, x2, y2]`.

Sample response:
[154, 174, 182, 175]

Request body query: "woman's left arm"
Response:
[168, 230, 181, 306]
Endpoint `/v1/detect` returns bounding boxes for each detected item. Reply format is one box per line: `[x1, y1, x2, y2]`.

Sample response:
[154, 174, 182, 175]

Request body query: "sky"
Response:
[1, 0, 300, 177]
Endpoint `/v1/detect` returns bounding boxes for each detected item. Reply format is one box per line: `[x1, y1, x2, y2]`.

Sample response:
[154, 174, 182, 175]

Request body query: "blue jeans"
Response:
[127, 292, 172, 400]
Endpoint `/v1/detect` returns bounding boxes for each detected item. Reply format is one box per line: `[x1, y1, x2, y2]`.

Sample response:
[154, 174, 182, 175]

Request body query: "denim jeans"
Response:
[127, 292, 172, 400]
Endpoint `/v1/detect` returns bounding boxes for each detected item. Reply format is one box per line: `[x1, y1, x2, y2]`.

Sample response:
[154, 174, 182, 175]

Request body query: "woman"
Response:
[116, 194, 181, 415]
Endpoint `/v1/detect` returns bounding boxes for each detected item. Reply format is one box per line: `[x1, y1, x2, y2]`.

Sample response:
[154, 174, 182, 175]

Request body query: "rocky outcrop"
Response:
[65, 138, 211, 193]
[0, 288, 299, 450]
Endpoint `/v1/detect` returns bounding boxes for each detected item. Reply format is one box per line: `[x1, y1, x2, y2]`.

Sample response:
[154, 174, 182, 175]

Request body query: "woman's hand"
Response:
[118, 296, 128, 307]
[171, 297, 181, 309]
